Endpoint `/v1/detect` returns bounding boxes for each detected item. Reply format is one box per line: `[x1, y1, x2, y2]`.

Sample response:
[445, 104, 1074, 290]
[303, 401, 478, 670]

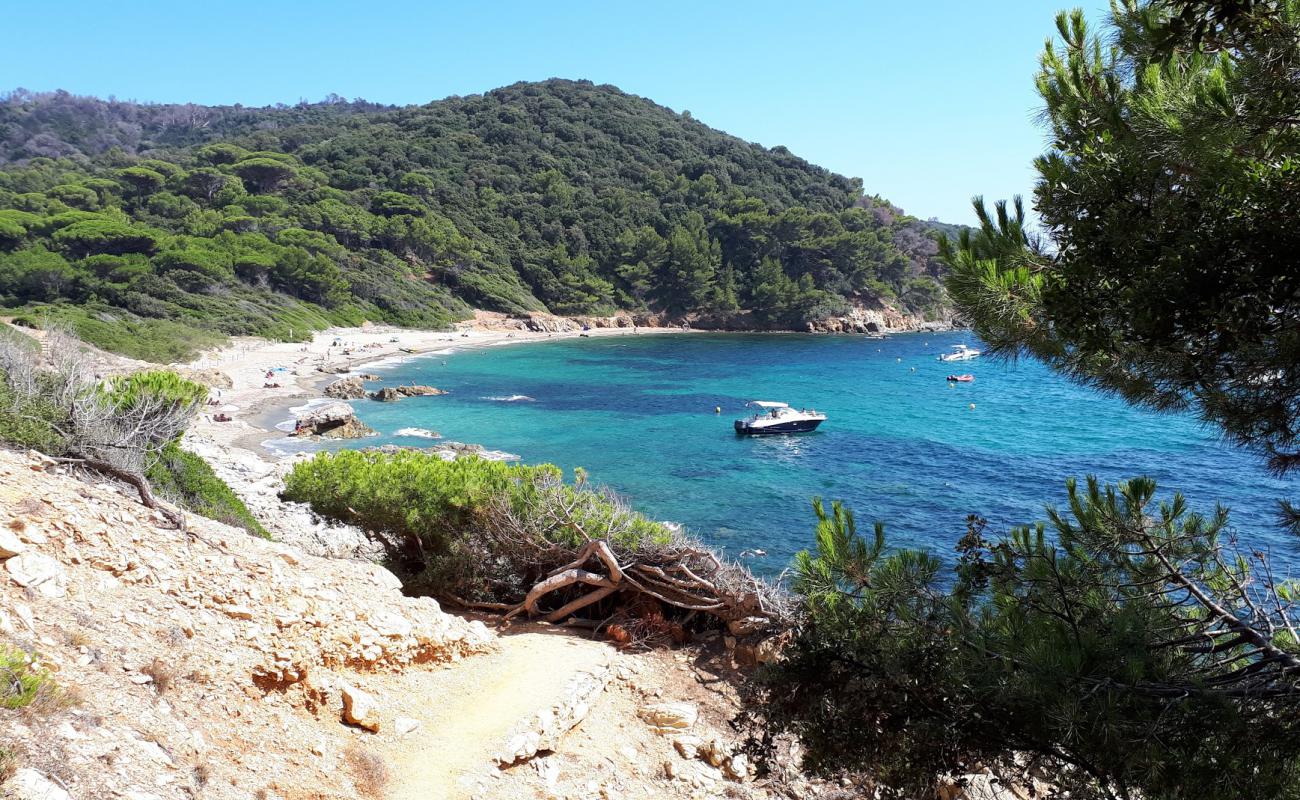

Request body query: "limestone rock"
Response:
[10, 769, 72, 800]
[673, 735, 702, 759]
[340, 682, 380, 731]
[291, 402, 374, 439]
[6, 551, 66, 597]
[395, 716, 421, 736]
[638, 701, 697, 732]
[370, 384, 446, 402]
[0, 528, 27, 558]
[323, 376, 367, 400]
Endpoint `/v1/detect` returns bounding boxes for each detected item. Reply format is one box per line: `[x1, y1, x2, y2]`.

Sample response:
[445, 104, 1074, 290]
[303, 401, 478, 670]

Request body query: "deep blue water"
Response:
[272, 332, 1297, 575]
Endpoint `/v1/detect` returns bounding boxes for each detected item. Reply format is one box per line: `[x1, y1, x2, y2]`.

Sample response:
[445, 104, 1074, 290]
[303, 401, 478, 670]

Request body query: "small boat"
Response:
[947, 374, 975, 382]
[734, 401, 826, 435]
[938, 344, 981, 362]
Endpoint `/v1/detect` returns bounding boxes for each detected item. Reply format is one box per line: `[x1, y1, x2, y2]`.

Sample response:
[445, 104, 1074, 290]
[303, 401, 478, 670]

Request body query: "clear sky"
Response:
[2, 0, 1103, 225]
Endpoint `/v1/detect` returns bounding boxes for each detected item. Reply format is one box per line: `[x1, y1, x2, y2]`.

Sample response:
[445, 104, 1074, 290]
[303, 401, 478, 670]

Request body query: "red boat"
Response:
[947, 374, 975, 382]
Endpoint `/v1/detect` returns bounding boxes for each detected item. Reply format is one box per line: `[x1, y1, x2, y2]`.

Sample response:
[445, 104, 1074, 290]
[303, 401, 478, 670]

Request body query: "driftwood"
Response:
[483, 482, 791, 629]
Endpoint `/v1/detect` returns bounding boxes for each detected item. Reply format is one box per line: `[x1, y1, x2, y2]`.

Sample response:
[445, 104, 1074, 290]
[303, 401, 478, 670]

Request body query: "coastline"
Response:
[184, 316, 700, 464]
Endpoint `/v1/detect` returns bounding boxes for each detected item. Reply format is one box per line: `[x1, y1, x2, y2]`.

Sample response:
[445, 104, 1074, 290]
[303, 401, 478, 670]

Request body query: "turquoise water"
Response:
[274, 332, 1297, 574]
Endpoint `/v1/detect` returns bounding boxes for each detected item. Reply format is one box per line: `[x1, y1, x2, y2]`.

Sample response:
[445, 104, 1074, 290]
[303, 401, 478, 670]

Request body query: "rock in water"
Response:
[291, 402, 374, 439]
[323, 376, 367, 399]
[369, 384, 446, 402]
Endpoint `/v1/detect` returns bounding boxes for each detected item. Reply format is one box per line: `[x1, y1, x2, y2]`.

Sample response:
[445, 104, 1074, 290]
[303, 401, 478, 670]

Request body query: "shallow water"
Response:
[270, 332, 1298, 575]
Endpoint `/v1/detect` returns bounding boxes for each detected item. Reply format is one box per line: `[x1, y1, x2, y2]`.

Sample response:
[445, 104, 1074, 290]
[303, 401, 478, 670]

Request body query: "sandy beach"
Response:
[184, 314, 691, 462]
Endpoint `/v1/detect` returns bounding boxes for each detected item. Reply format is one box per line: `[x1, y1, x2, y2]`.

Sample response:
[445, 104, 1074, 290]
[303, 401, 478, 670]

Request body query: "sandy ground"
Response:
[183, 315, 691, 461]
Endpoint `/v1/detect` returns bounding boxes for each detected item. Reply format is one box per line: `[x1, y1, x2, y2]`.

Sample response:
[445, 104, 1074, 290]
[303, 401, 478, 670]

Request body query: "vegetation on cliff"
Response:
[0, 329, 264, 535]
[758, 3, 1300, 798]
[0, 80, 954, 359]
[283, 449, 786, 630]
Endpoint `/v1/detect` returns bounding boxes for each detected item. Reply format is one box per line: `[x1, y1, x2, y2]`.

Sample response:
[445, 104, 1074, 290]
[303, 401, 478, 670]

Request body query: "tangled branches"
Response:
[481, 471, 792, 629]
[0, 328, 202, 526]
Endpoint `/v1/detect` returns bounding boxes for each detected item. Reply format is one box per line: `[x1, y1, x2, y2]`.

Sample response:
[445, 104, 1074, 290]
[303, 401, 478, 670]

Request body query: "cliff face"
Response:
[469, 302, 954, 336]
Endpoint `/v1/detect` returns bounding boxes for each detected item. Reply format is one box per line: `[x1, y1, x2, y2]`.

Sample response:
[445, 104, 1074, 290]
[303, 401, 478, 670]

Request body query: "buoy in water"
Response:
[969, 403, 976, 410]
[714, 406, 721, 414]
[910, 367, 916, 372]
[896, 357, 901, 362]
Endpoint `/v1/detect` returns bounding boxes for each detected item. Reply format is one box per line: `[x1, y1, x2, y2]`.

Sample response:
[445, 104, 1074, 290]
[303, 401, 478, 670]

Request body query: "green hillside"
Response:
[0, 80, 953, 360]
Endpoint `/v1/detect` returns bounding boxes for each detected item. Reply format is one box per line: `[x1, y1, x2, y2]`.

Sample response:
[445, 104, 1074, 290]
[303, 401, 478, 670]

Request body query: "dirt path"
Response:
[380, 628, 612, 799]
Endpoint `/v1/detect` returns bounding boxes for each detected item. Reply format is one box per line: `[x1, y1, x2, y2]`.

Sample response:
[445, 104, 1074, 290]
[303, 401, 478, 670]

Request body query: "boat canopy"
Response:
[748, 400, 789, 408]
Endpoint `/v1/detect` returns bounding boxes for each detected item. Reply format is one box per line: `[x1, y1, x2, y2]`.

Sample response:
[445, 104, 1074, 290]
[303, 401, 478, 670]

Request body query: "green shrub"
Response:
[283, 449, 673, 595]
[146, 442, 268, 538]
[0, 646, 60, 710]
[759, 481, 1300, 800]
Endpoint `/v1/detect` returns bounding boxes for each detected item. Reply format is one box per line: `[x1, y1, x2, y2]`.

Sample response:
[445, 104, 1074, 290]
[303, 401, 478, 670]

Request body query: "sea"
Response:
[267, 331, 1298, 576]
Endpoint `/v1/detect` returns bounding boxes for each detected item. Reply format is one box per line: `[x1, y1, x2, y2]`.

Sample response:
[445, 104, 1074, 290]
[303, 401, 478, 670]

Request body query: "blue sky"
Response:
[2, 1, 1103, 224]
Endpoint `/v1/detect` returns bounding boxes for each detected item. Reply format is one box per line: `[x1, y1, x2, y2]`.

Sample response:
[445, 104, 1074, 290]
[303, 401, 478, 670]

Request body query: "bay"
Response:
[272, 331, 1298, 575]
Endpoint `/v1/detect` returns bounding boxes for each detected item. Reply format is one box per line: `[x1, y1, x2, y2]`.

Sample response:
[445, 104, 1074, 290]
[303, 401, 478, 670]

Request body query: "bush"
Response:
[0, 646, 62, 711]
[757, 481, 1300, 800]
[283, 450, 674, 596]
[146, 442, 268, 538]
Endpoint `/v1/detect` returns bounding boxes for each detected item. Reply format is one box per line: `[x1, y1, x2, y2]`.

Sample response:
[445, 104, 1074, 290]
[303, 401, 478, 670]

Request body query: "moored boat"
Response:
[938, 344, 981, 362]
[734, 401, 826, 435]
[947, 374, 975, 382]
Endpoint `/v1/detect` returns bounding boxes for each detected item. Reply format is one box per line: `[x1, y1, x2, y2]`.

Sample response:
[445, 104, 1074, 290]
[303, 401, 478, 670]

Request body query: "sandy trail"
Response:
[380, 628, 611, 799]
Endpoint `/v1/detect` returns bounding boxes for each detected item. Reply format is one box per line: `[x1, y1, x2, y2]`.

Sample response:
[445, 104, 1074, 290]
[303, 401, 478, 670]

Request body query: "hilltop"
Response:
[0, 80, 955, 360]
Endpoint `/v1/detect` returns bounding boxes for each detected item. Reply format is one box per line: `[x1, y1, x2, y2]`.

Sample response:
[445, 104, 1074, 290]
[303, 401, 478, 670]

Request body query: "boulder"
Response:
[5, 551, 65, 598]
[638, 701, 698, 733]
[323, 376, 366, 400]
[340, 682, 381, 732]
[369, 384, 446, 402]
[291, 403, 374, 439]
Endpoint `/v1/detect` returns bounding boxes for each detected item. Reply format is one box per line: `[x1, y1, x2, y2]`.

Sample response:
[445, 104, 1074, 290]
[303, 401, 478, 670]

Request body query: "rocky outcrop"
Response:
[369, 384, 445, 402]
[0, 447, 494, 800]
[290, 402, 374, 438]
[806, 299, 953, 334]
[323, 375, 367, 399]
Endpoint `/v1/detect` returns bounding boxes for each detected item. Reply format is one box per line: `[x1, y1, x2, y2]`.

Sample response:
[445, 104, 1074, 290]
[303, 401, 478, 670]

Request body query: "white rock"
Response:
[10, 769, 72, 800]
[5, 551, 66, 597]
[340, 682, 381, 732]
[395, 716, 421, 736]
[638, 701, 698, 732]
[0, 528, 26, 558]
[673, 735, 703, 759]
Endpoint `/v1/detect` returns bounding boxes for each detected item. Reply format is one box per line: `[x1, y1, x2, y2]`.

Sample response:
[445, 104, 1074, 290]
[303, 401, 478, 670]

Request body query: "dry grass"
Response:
[0, 741, 24, 784]
[141, 658, 176, 694]
[65, 629, 92, 649]
[344, 742, 390, 798]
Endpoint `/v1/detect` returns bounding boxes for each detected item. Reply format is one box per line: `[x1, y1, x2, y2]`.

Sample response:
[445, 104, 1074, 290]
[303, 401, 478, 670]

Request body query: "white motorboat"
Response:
[938, 344, 981, 362]
[734, 401, 826, 435]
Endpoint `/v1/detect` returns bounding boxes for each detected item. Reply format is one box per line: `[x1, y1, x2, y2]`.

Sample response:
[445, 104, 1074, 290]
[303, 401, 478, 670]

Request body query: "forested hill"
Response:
[0, 80, 954, 360]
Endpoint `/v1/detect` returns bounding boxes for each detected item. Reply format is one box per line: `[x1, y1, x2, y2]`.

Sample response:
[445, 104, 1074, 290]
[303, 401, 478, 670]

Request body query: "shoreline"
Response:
[184, 319, 701, 463]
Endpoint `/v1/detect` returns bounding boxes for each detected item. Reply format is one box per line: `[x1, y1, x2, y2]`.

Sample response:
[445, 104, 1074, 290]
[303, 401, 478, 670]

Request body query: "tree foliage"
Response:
[941, 0, 1300, 472]
[0, 81, 956, 358]
[758, 481, 1300, 800]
